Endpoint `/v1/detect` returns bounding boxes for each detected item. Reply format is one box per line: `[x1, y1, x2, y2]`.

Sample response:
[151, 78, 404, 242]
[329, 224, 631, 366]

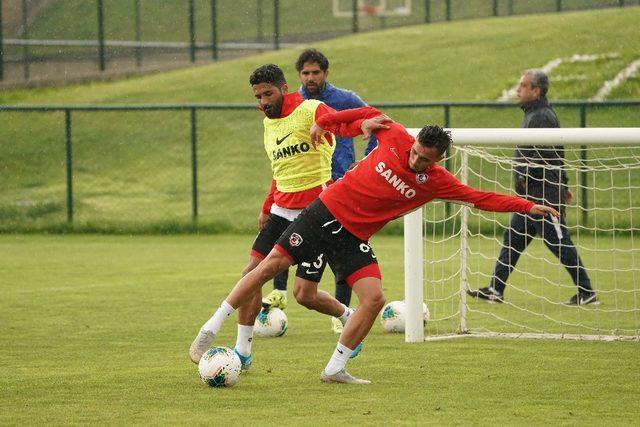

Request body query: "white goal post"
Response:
[403, 127, 640, 343]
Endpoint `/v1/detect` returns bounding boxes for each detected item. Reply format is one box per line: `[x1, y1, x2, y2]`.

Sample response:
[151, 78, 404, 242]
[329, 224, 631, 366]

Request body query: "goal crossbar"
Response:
[406, 127, 640, 146]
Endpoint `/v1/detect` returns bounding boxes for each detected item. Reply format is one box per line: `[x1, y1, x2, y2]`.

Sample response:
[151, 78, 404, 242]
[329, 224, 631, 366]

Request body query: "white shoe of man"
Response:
[189, 329, 216, 364]
[320, 369, 371, 384]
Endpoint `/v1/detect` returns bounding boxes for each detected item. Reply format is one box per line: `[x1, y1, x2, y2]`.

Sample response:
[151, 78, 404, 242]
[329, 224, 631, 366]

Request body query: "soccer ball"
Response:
[198, 346, 241, 388]
[254, 307, 288, 338]
[380, 300, 430, 333]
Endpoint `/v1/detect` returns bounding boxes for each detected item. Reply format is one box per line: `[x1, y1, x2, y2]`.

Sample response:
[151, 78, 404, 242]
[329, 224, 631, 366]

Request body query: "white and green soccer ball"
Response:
[254, 307, 288, 338]
[198, 346, 241, 388]
[380, 300, 430, 333]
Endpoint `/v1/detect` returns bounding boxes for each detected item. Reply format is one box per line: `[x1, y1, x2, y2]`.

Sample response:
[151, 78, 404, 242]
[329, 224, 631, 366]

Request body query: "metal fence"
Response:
[1, 100, 638, 233]
[1, 0, 639, 83]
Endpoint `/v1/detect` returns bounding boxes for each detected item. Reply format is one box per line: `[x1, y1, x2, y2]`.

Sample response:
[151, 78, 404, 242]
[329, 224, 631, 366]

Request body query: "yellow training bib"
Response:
[263, 100, 335, 193]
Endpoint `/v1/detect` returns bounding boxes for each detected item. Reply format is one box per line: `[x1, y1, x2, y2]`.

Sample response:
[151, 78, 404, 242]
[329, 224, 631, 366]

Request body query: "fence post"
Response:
[0, 0, 4, 81]
[190, 108, 199, 223]
[493, 0, 498, 16]
[424, 0, 430, 23]
[97, 0, 106, 71]
[508, 0, 513, 15]
[21, 0, 29, 79]
[188, 0, 196, 62]
[445, 0, 451, 21]
[257, 0, 263, 43]
[352, 0, 358, 33]
[210, 0, 218, 60]
[444, 104, 451, 219]
[579, 104, 588, 225]
[274, 0, 280, 49]
[134, 0, 142, 68]
[618, 0, 624, 6]
[65, 110, 74, 225]
[556, 0, 562, 12]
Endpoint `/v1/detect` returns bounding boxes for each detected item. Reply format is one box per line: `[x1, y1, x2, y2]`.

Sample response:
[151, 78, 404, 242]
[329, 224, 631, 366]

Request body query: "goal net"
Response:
[403, 128, 640, 342]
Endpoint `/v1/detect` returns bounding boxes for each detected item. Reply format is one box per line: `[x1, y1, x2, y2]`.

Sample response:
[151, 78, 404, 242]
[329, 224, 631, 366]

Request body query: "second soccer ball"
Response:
[380, 300, 430, 333]
[254, 307, 288, 337]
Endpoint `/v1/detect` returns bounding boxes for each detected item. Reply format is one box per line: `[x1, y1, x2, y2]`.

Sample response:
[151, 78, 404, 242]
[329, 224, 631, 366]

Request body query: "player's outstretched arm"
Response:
[529, 204, 560, 217]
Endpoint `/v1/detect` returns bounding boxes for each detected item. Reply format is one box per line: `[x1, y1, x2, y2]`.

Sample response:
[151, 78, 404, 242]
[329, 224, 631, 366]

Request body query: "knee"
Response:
[294, 287, 316, 309]
[361, 292, 385, 313]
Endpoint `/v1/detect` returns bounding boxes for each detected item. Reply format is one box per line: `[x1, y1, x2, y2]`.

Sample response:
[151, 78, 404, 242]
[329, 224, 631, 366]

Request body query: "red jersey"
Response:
[316, 108, 535, 240]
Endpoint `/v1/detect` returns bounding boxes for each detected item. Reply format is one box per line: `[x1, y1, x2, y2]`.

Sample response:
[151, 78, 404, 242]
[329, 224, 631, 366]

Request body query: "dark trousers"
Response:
[273, 269, 352, 306]
[491, 212, 592, 295]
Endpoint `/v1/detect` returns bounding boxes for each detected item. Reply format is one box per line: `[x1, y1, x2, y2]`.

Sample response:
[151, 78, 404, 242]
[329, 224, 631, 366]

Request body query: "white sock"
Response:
[202, 300, 235, 334]
[324, 342, 352, 375]
[337, 305, 351, 326]
[277, 289, 287, 298]
[235, 325, 254, 356]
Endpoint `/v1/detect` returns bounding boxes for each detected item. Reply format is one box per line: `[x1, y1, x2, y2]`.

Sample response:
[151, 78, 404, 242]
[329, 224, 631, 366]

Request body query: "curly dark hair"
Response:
[249, 64, 287, 86]
[417, 125, 452, 156]
[295, 49, 329, 72]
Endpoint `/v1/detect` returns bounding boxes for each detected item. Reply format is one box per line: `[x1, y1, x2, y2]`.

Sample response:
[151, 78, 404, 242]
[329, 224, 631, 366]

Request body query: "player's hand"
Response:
[529, 204, 560, 217]
[310, 123, 330, 149]
[361, 114, 392, 140]
[258, 212, 270, 230]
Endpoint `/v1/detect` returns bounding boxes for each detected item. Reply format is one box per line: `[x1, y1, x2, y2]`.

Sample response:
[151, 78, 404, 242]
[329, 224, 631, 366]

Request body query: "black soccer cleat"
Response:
[565, 292, 600, 306]
[467, 286, 504, 303]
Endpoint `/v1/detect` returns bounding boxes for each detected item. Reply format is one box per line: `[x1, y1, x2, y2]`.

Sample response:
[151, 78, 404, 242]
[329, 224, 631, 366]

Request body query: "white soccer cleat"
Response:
[189, 329, 216, 364]
[331, 316, 343, 334]
[320, 369, 371, 384]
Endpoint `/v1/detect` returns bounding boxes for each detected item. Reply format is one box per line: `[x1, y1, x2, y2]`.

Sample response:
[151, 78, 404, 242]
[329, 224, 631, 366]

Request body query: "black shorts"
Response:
[274, 199, 381, 287]
[251, 213, 328, 283]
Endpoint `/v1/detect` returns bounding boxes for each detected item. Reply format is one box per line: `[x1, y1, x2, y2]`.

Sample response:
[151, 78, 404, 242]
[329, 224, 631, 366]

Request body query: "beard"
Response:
[263, 98, 283, 118]
[305, 82, 321, 96]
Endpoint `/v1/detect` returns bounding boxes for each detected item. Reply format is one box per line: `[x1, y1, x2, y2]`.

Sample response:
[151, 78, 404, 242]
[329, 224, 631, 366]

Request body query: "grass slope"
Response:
[25, 0, 636, 46]
[1, 8, 639, 232]
[1, 234, 638, 424]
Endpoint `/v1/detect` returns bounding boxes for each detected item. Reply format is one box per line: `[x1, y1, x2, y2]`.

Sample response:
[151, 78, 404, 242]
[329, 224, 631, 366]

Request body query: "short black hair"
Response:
[295, 49, 329, 72]
[249, 64, 286, 86]
[417, 125, 452, 156]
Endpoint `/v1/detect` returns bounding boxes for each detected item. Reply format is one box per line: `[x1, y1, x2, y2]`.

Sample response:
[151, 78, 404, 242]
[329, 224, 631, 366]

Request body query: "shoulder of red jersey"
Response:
[374, 122, 414, 146]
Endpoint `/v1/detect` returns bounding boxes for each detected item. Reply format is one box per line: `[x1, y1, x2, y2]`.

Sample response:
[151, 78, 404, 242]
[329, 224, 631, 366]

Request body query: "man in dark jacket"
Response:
[467, 69, 597, 305]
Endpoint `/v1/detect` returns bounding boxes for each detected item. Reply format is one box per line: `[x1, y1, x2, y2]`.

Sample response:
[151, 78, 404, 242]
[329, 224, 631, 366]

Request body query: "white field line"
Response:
[591, 58, 640, 101]
[498, 52, 620, 101]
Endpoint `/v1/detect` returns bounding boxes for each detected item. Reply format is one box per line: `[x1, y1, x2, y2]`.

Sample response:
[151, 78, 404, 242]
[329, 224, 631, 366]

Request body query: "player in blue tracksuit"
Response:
[261, 49, 377, 333]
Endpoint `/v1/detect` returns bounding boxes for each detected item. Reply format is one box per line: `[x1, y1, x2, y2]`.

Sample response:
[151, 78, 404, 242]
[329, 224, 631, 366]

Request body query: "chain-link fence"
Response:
[1, 101, 638, 233]
[1, 0, 639, 85]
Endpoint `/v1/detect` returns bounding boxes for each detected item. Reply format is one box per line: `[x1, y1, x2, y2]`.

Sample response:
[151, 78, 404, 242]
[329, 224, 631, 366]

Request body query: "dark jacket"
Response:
[513, 97, 568, 208]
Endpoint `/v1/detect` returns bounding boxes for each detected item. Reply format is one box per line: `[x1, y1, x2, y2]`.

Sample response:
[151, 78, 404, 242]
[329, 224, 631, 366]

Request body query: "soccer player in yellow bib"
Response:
[190, 64, 363, 369]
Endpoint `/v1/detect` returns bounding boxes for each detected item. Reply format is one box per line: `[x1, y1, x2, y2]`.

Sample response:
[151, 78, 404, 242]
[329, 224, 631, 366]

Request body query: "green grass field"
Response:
[1, 7, 639, 233]
[1, 234, 638, 424]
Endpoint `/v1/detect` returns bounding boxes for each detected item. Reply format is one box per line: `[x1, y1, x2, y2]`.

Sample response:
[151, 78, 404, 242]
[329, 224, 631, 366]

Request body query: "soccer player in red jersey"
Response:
[189, 64, 366, 369]
[193, 106, 559, 384]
